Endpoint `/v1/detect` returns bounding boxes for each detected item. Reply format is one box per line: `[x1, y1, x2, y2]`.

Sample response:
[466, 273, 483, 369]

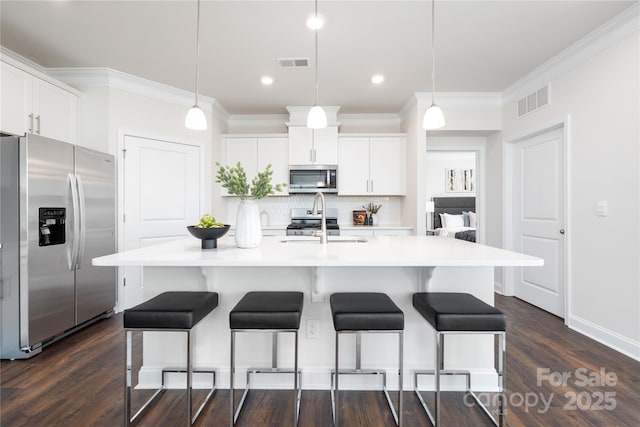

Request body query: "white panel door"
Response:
[122, 135, 201, 308]
[513, 127, 565, 317]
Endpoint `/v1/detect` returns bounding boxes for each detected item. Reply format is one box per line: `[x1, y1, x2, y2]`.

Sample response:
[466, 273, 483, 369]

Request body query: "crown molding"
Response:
[285, 106, 341, 127]
[46, 67, 229, 121]
[503, 2, 640, 103]
[1, 47, 81, 95]
[415, 92, 503, 108]
[338, 113, 402, 131]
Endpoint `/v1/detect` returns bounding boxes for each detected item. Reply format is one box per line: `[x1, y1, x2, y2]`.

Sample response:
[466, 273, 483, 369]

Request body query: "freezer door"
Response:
[74, 146, 116, 324]
[24, 135, 76, 347]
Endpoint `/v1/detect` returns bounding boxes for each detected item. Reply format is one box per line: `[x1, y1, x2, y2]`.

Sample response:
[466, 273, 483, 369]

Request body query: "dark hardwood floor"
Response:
[2, 295, 638, 426]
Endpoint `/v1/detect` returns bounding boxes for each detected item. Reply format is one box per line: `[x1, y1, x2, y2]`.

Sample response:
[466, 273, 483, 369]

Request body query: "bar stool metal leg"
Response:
[414, 331, 506, 427]
[332, 331, 403, 427]
[186, 330, 192, 425]
[230, 330, 236, 427]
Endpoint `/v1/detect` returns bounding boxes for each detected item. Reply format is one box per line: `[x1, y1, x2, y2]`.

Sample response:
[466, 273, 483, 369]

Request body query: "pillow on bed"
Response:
[462, 211, 470, 227]
[442, 213, 465, 227]
[468, 211, 477, 228]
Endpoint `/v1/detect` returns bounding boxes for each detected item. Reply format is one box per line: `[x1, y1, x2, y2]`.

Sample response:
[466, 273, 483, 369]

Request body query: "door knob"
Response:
[560, 229, 565, 235]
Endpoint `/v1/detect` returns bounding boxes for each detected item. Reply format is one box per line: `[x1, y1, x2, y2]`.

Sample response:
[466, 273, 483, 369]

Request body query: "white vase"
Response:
[235, 199, 262, 248]
[371, 213, 379, 226]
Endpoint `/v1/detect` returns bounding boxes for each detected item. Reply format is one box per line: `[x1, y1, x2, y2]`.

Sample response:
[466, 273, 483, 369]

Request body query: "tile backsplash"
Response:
[223, 195, 404, 227]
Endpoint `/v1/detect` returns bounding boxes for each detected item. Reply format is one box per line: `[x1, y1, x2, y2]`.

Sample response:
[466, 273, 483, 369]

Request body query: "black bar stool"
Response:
[123, 291, 219, 426]
[229, 291, 304, 426]
[330, 292, 404, 427]
[412, 292, 506, 427]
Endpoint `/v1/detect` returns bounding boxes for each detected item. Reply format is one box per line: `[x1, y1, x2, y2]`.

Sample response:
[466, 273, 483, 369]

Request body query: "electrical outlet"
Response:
[307, 320, 320, 339]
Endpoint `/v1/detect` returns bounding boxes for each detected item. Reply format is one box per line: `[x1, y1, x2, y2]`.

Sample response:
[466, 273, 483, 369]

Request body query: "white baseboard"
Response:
[494, 281, 505, 295]
[136, 367, 499, 391]
[567, 314, 640, 362]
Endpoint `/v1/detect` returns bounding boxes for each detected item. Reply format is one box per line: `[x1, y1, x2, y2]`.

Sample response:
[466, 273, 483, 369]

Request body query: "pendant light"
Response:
[307, 0, 328, 129]
[185, 0, 207, 130]
[423, 0, 445, 130]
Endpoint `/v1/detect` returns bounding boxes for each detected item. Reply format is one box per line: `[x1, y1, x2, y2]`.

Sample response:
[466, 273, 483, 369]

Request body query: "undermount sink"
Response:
[280, 236, 368, 244]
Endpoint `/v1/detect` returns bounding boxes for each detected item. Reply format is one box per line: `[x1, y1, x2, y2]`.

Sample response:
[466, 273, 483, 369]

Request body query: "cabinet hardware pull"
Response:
[560, 229, 565, 235]
[35, 115, 41, 134]
[28, 114, 34, 133]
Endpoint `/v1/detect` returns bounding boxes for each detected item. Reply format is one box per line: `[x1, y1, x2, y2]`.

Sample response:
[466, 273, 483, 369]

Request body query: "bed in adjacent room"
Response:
[432, 196, 476, 242]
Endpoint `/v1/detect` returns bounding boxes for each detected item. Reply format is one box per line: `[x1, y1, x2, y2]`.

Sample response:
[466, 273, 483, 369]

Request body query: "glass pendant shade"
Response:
[185, 105, 207, 130]
[423, 103, 445, 130]
[307, 105, 328, 129]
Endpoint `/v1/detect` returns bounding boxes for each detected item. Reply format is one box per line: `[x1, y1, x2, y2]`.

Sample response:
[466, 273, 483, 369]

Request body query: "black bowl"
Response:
[187, 225, 230, 249]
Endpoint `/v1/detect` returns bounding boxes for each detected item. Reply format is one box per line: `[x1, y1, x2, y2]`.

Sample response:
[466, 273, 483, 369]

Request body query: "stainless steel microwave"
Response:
[289, 166, 338, 193]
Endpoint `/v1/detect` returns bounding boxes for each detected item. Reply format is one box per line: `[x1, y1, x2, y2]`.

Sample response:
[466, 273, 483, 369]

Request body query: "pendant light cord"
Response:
[431, 0, 436, 105]
[194, 0, 201, 106]
[314, 0, 319, 106]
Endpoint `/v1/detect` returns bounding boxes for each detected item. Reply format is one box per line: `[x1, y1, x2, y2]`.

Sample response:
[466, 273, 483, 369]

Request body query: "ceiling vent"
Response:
[277, 58, 310, 69]
[517, 84, 551, 118]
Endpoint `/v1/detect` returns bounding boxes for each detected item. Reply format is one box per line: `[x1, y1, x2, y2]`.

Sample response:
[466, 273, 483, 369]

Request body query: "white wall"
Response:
[401, 100, 420, 234]
[485, 132, 504, 287]
[425, 151, 476, 198]
[502, 32, 640, 356]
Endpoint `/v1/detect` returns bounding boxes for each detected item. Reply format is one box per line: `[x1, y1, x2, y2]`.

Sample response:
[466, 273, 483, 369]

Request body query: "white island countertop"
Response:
[93, 235, 543, 268]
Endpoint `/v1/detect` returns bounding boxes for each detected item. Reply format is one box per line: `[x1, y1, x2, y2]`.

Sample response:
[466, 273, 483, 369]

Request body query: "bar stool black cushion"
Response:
[412, 292, 506, 332]
[230, 291, 304, 330]
[330, 293, 404, 331]
[124, 291, 219, 330]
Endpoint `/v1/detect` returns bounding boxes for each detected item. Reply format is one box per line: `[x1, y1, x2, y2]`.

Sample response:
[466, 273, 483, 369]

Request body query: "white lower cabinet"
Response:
[341, 227, 412, 237]
[338, 135, 406, 196]
[221, 135, 289, 196]
[1, 61, 77, 143]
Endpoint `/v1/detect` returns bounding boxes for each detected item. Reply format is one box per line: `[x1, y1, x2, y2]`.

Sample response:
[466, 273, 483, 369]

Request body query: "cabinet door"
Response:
[313, 127, 338, 164]
[33, 78, 77, 143]
[258, 137, 289, 195]
[223, 138, 258, 196]
[369, 137, 406, 195]
[288, 127, 313, 165]
[1, 62, 32, 136]
[338, 137, 370, 195]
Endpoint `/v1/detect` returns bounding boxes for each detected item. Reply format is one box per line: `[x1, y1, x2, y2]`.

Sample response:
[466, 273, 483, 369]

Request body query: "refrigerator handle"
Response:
[76, 175, 87, 269]
[68, 173, 80, 270]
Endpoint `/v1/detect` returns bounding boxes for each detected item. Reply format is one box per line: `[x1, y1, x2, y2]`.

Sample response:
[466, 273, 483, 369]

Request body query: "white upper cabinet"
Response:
[288, 126, 338, 165]
[1, 61, 77, 143]
[222, 135, 289, 196]
[338, 135, 406, 196]
[257, 137, 289, 195]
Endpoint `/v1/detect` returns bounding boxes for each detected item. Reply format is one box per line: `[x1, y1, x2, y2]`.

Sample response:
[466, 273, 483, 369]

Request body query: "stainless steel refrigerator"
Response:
[1, 134, 116, 359]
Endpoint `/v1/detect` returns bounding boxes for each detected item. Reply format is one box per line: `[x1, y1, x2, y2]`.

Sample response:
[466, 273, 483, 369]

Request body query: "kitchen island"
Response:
[93, 235, 542, 391]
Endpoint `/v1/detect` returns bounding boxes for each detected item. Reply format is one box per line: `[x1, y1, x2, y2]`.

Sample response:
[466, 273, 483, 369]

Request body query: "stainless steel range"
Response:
[286, 208, 340, 236]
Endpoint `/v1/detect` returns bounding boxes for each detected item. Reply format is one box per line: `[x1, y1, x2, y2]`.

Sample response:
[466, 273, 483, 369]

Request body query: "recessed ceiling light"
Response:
[371, 74, 384, 84]
[261, 76, 274, 85]
[306, 15, 324, 30]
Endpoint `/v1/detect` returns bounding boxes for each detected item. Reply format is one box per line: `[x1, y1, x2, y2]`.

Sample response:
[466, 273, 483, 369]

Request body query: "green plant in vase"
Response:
[215, 162, 286, 248]
[215, 162, 286, 199]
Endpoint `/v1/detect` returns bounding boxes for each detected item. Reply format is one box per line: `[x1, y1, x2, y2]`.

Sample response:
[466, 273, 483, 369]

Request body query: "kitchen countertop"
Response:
[93, 235, 542, 268]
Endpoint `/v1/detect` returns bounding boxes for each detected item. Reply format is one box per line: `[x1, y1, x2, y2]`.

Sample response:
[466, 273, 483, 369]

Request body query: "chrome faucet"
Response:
[311, 192, 327, 244]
